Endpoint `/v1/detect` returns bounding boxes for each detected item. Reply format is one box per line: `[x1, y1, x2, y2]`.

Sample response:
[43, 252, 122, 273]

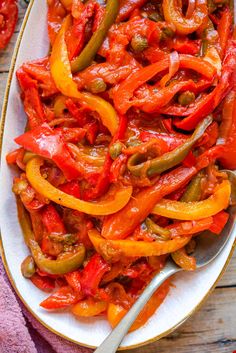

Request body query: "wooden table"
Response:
[0, 2, 235, 352]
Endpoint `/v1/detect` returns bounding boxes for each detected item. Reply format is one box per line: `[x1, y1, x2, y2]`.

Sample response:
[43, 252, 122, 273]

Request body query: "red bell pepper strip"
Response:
[209, 211, 229, 235]
[102, 165, 198, 239]
[113, 55, 216, 114]
[66, 1, 95, 60]
[140, 131, 187, 151]
[175, 42, 236, 130]
[219, 89, 236, 169]
[84, 121, 99, 145]
[30, 273, 55, 293]
[80, 253, 110, 296]
[113, 114, 127, 141]
[195, 145, 225, 170]
[0, 0, 18, 50]
[170, 38, 200, 55]
[15, 123, 82, 180]
[167, 217, 213, 237]
[40, 286, 81, 309]
[6, 148, 23, 165]
[54, 127, 86, 143]
[59, 181, 81, 198]
[110, 154, 128, 183]
[137, 80, 197, 113]
[65, 271, 82, 292]
[83, 115, 127, 200]
[16, 68, 46, 129]
[41, 204, 65, 257]
[116, 0, 147, 22]
[21, 57, 59, 97]
[217, 7, 232, 59]
[41, 204, 66, 234]
[83, 153, 112, 200]
[47, 0, 67, 45]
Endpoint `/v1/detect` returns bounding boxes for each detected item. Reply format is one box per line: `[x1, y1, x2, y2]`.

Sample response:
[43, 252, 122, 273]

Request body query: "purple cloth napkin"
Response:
[0, 259, 92, 353]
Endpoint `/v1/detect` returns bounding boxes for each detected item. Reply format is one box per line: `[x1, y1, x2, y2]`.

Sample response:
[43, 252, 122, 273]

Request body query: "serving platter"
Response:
[0, 0, 236, 349]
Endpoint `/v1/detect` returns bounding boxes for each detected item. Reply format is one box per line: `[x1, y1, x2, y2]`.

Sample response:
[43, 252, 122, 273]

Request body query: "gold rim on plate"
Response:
[0, 1, 235, 350]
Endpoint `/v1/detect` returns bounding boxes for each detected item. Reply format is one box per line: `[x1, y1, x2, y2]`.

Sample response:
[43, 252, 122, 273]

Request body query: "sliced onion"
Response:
[160, 51, 180, 87]
[186, 0, 196, 19]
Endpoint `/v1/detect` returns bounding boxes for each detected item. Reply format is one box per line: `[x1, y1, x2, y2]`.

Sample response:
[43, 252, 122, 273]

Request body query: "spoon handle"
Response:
[94, 261, 180, 353]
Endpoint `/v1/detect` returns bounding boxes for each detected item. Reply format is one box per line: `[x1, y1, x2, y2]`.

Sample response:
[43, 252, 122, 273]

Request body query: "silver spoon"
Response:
[94, 170, 236, 353]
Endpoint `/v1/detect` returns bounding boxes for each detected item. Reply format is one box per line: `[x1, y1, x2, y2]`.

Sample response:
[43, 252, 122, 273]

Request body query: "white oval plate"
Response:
[0, 1, 236, 349]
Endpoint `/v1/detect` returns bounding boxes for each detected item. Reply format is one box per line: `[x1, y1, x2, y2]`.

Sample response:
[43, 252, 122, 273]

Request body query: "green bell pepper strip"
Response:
[29, 240, 86, 275]
[71, 0, 119, 73]
[145, 217, 171, 240]
[17, 199, 86, 275]
[127, 115, 212, 177]
[180, 172, 203, 202]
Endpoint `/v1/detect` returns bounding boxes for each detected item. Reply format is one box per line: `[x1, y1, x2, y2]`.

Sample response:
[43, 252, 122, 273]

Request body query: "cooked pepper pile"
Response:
[7, 0, 236, 331]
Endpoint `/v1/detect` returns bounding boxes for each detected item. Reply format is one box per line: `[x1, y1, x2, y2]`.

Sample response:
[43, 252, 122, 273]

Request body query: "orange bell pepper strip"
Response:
[107, 280, 170, 332]
[89, 229, 190, 257]
[152, 180, 231, 220]
[72, 298, 108, 317]
[102, 165, 197, 239]
[50, 15, 119, 136]
[163, 0, 208, 35]
[60, 0, 72, 11]
[26, 157, 133, 216]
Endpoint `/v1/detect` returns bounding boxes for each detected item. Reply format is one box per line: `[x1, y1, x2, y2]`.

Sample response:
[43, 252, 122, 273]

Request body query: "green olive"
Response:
[109, 141, 123, 160]
[131, 35, 148, 53]
[86, 78, 107, 94]
[161, 27, 175, 40]
[21, 255, 36, 278]
[178, 91, 196, 106]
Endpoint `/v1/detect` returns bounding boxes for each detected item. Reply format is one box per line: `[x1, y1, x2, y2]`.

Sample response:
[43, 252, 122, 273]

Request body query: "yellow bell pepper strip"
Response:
[127, 116, 212, 177]
[50, 15, 119, 136]
[88, 229, 190, 257]
[171, 248, 196, 271]
[152, 180, 231, 220]
[17, 199, 86, 275]
[163, 0, 208, 35]
[72, 298, 108, 317]
[26, 157, 133, 216]
[70, 0, 119, 73]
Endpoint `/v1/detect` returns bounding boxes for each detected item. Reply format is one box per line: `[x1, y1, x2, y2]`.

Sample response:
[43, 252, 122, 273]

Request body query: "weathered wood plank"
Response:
[125, 288, 236, 353]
